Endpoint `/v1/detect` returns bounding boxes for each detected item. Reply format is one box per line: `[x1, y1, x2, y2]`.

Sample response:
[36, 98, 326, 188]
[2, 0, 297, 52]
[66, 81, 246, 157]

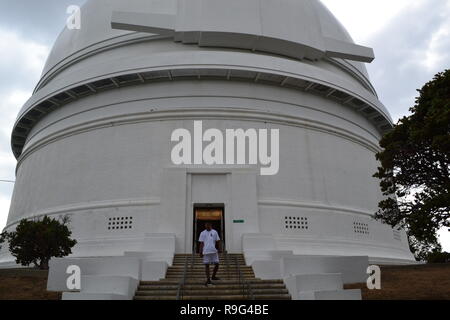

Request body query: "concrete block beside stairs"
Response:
[299, 289, 362, 300]
[124, 251, 174, 265]
[62, 293, 129, 300]
[281, 255, 369, 284]
[47, 256, 141, 292]
[251, 259, 283, 280]
[80, 275, 139, 299]
[141, 261, 168, 281]
[284, 273, 343, 300]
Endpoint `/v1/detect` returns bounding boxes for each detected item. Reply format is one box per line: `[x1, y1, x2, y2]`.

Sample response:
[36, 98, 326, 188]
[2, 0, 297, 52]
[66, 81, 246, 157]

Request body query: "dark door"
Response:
[193, 207, 225, 253]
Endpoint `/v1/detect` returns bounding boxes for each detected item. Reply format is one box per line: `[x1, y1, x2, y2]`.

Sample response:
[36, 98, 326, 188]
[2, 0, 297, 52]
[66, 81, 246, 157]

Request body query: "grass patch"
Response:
[346, 263, 450, 300]
[0, 269, 61, 300]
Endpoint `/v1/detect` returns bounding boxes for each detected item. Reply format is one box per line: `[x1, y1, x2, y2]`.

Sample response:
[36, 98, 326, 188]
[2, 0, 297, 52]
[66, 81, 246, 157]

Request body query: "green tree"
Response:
[0, 216, 77, 270]
[425, 249, 450, 264]
[374, 70, 450, 260]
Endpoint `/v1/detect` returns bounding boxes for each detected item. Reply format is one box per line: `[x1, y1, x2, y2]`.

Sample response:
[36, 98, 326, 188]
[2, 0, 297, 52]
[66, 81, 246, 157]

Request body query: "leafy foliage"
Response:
[0, 216, 77, 270]
[426, 250, 450, 264]
[408, 235, 442, 261]
[374, 70, 450, 260]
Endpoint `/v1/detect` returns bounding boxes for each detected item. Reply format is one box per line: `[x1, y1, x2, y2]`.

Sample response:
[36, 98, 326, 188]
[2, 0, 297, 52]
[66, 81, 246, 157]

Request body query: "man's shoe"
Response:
[205, 279, 212, 287]
[211, 276, 221, 281]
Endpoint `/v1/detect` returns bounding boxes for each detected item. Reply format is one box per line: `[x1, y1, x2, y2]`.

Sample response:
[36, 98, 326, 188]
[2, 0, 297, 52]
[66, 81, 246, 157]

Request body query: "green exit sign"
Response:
[233, 220, 245, 224]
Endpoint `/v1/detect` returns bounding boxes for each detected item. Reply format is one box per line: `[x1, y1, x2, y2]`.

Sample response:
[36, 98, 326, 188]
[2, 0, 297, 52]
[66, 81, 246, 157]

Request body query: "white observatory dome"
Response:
[3, 0, 414, 268]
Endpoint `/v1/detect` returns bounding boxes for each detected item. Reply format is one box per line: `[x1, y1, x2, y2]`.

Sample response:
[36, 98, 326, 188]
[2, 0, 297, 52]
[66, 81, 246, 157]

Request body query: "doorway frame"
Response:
[183, 170, 233, 254]
[192, 203, 225, 254]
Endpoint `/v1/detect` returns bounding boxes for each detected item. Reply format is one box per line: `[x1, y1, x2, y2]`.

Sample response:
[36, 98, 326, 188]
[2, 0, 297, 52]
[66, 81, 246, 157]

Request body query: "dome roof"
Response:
[12, 0, 392, 160]
[41, 0, 369, 84]
[41, 0, 172, 79]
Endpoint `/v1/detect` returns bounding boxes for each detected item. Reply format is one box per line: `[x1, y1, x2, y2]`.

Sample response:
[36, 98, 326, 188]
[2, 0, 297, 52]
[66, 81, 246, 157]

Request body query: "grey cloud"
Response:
[0, 0, 86, 44]
[0, 1, 85, 220]
[366, 0, 450, 121]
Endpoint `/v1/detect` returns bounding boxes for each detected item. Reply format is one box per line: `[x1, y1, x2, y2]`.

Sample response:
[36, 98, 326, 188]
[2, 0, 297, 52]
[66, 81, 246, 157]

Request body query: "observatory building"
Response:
[1, 0, 415, 267]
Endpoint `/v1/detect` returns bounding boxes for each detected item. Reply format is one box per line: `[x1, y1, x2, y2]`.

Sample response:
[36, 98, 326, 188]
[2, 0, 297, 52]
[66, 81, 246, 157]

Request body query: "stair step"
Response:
[167, 268, 253, 271]
[171, 264, 247, 267]
[173, 262, 246, 264]
[172, 262, 246, 265]
[166, 271, 254, 274]
[168, 265, 252, 268]
[134, 296, 177, 301]
[172, 260, 246, 262]
[138, 284, 287, 290]
[168, 272, 254, 274]
[172, 263, 246, 266]
[167, 270, 254, 272]
[167, 269, 255, 278]
[168, 268, 252, 271]
[165, 275, 255, 278]
[136, 289, 289, 296]
[172, 264, 247, 266]
[135, 294, 291, 301]
[140, 279, 283, 285]
[174, 255, 245, 257]
[165, 276, 256, 279]
[166, 272, 255, 276]
[173, 258, 246, 260]
[173, 258, 245, 260]
[173, 256, 246, 258]
[169, 268, 251, 270]
[173, 255, 245, 262]
[165, 276, 256, 278]
[253, 294, 291, 300]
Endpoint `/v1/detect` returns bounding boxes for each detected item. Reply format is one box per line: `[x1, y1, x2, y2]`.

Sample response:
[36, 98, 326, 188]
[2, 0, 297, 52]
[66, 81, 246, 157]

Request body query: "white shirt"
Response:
[199, 229, 220, 254]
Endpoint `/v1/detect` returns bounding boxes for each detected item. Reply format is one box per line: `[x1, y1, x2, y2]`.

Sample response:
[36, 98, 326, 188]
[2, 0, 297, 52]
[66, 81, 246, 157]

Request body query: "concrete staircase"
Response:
[134, 253, 291, 300]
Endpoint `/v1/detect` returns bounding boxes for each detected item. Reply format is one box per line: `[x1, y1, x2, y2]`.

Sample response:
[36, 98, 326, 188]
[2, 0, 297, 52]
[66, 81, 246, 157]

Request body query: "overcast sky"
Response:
[0, 0, 448, 249]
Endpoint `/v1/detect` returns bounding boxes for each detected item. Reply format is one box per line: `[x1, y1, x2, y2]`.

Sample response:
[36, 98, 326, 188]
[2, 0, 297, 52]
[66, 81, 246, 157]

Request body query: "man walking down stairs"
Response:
[134, 253, 291, 300]
[199, 222, 222, 287]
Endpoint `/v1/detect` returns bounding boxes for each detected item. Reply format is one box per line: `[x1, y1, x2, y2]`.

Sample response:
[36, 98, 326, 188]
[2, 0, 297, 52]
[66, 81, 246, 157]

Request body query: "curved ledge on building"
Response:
[35, 33, 169, 93]
[12, 51, 392, 159]
[258, 199, 376, 218]
[3, 198, 161, 231]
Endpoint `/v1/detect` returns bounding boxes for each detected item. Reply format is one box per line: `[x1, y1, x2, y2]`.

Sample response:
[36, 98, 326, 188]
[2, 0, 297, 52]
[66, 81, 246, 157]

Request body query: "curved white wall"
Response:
[2, 81, 414, 263]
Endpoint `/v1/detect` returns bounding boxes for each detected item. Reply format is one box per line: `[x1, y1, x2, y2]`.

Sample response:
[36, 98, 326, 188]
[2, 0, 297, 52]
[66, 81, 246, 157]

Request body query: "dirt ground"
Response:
[0, 263, 449, 300]
[345, 263, 450, 300]
[0, 269, 61, 300]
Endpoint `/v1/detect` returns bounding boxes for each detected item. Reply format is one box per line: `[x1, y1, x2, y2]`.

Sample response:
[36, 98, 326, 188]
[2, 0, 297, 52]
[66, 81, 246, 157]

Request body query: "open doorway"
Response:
[193, 205, 225, 253]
